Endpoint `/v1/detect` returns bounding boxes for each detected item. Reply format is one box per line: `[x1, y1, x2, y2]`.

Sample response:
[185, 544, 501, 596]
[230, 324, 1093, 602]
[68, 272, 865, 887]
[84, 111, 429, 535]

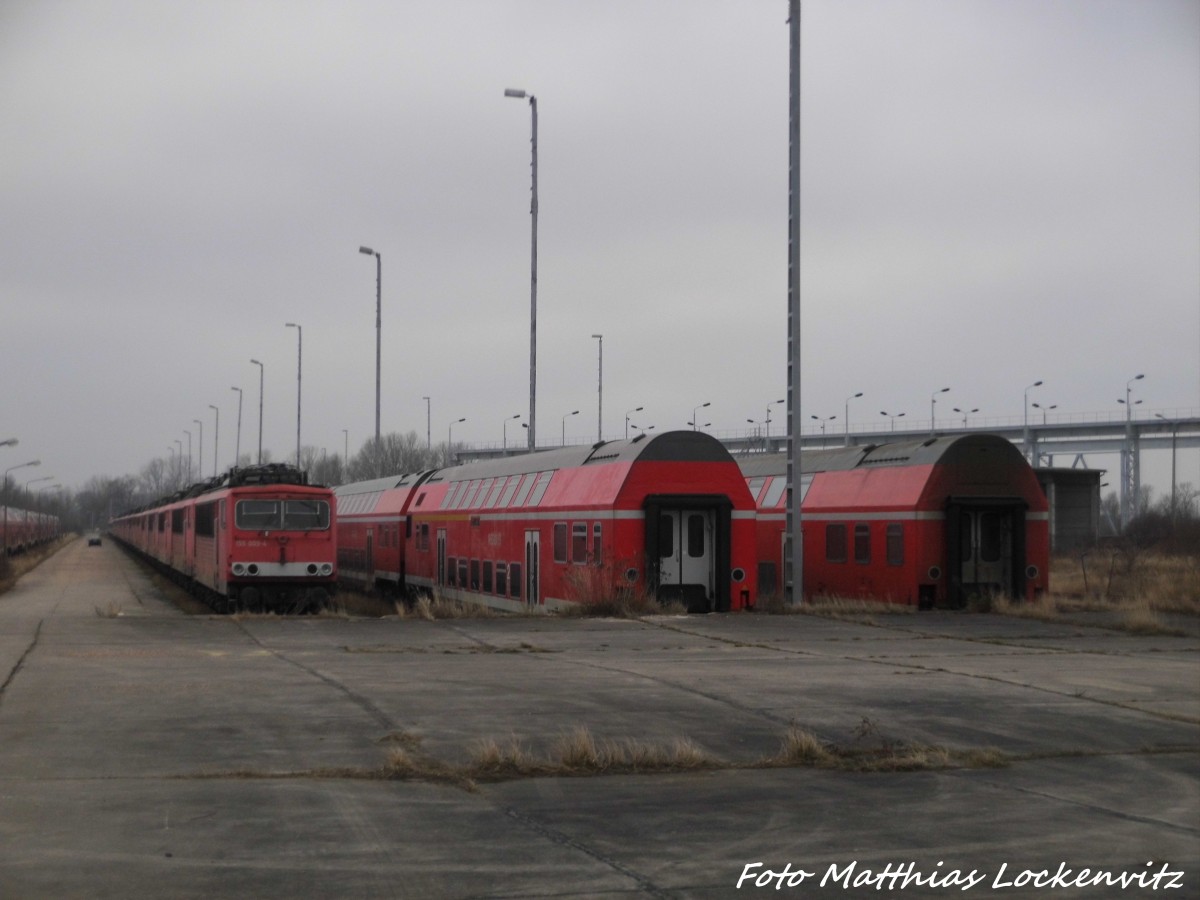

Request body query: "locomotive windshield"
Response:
[235, 499, 330, 531]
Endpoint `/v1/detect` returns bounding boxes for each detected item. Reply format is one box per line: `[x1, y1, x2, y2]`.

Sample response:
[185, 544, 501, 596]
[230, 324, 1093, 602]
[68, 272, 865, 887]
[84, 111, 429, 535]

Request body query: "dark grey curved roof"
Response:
[423, 429, 734, 485]
[737, 433, 1027, 478]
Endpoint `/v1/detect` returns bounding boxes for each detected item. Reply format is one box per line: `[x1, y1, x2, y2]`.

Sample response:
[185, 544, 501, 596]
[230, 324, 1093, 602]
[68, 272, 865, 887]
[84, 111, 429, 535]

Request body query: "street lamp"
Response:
[930, 387, 950, 435]
[193, 418, 203, 480]
[249, 359, 264, 465]
[691, 402, 711, 431]
[811, 414, 836, 447]
[286, 322, 302, 467]
[953, 407, 979, 427]
[359, 245, 382, 446]
[1118, 373, 1145, 529]
[505, 86, 538, 451]
[174, 440, 183, 481]
[1023, 379, 1043, 459]
[0, 438, 16, 448]
[1032, 402, 1056, 424]
[844, 391, 863, 445]
[184, 430, 192, 481]
[208, 404, 219, 477]
[448, 417, 466, 448]
[1155, 413, 1179, 517]
[502, 414, 521, 450]
[231, 386, 243, 467]
[343, 429, 349, 464]
[591, 334, 603, 441]
[562, 410, 579, 444]
[625, 407, 643, 440]
[3, 459, 41, 541]
[880, 410, 906, 431]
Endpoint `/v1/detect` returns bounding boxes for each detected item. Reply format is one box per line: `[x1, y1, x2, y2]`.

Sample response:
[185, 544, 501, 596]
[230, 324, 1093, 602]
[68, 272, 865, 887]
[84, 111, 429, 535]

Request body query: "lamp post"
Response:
[930, 387, 950, 435]
[811, 414, 836, 448]
[953, 407, 979, 427]
[843, 391, 862, 445]
[1118, 373, 1144, 529]
[503, 414, 521, 450]
[249, 359, 264, 465]
[561, 410, 579, 445]
[448, 418, 466, 449]
[286, 322, 302, 467]
[1023, 379, 1043, 459]
[343, 429, 349, 465]
[691, 402, 711, 432]
[193, 418, 203, 480]
[625, 406, 643, 440]
[1155, 413, 1179, 518]
[208, 404, 219, 477]
[0, 438, 16, 448]
[231, 386, 243, 467]
[591, 334, 603, 441]
[880, 410, 906, 431]
[3, 459, 40, 552]
[504, 87, 538, 450]
[1032, 402, 1057, 424]
[184, 430, 192, 481]
[359, 245, 382, 447]
[766, 398, 785, 445]
[174, 441, 183, 483]
[422, 396, 431, 450]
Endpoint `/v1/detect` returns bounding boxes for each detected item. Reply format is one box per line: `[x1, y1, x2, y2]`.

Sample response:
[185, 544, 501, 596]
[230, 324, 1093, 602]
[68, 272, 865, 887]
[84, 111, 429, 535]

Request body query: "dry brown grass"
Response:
[762, 722, 1006, 773]
[0, 535, 74, 597]
[1051, 550, 1200, 614]
[93, 600, 123, 618]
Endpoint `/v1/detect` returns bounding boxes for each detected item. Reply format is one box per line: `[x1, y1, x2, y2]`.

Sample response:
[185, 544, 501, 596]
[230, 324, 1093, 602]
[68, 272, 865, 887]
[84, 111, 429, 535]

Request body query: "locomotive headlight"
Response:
[306, 563, 318, 575]
[232, 563, 246, 576]
[320, 563, 333, 575]
[247, 564, 259, 575]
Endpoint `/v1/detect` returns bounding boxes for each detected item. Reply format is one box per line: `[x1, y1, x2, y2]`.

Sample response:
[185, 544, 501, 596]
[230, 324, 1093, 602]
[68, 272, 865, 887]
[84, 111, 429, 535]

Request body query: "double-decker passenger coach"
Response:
[336, 430, 758, 613]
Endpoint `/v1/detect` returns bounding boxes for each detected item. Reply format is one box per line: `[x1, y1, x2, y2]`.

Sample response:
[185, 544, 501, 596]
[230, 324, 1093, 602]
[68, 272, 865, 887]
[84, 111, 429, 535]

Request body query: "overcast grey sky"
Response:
[3, 0, 1197, 496]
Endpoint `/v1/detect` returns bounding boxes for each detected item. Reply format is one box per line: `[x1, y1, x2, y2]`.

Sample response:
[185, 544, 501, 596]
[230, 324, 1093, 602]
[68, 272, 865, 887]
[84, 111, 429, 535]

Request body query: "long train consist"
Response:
[335, 430, 758, 613]
[2, 507, 61, 556]
[739, 433, 1050, 608]
[109, 464, 337, 612]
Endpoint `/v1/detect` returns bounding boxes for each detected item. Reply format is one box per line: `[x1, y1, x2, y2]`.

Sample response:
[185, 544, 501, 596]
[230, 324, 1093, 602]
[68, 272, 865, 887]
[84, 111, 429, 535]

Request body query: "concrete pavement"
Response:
[0, 539, 1196, 898]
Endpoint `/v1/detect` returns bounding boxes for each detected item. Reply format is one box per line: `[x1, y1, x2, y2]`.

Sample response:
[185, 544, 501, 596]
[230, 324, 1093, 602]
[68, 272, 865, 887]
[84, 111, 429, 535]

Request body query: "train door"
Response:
[946, 500, 1023, 607]
[657, 508, 716, 612]
[436, 529, 446, 586]
[524, 530, 540, 606]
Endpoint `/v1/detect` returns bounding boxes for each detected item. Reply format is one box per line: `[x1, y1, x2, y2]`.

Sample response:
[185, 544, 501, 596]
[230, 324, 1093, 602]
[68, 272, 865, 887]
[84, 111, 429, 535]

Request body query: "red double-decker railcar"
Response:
[336, 430, 758, 613]
[109, 464, 337, 613]
[740, 433, 1050, 608]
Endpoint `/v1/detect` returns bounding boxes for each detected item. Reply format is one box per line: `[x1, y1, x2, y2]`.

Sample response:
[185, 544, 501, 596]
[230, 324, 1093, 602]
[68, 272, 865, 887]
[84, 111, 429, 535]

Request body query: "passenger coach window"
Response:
[592, 523, 602, 564]
[886, 524, 904, 566]
[483, 562, 493, 593]
[687, 515, 705, 558]
[509, 563, 522, 599]
[763, 478, 788, 508]
[528, 471, 554, 506]
[496, 562, 508, 596]
[825, 524, 847, 563]
[553, 523, 568, 563]
[854, 524, 870, 564]
[572, 523, 588, 564]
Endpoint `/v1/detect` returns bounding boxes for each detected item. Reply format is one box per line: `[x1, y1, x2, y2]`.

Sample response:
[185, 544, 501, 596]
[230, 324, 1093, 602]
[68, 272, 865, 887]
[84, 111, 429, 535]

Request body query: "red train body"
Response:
[2, 507, 60, 556]
[336, 431, 758, 613]
[109, 465, 337, 612]
[740, 433, 1050, 608]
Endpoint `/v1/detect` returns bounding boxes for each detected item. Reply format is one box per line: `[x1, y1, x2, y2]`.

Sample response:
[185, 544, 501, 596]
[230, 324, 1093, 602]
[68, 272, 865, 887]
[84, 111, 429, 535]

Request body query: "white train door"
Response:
[658, 508, 715, 610]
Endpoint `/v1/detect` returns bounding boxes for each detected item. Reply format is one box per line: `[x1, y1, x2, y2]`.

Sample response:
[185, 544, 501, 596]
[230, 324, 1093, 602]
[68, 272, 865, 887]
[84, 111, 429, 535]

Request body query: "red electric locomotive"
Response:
[336, 430, 758, 613]
[2, 506, 59, 556]
[109, 464, 337, 613]
[739, 433, 1050, 608]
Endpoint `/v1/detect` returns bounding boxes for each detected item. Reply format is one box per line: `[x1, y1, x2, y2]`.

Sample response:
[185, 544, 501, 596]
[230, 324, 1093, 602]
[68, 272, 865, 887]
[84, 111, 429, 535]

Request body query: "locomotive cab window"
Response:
[236, 499, 330, 531]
